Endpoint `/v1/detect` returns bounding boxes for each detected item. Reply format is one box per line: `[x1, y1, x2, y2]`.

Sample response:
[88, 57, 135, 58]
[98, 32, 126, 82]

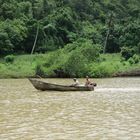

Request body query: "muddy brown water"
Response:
[0, 78, 140, 140]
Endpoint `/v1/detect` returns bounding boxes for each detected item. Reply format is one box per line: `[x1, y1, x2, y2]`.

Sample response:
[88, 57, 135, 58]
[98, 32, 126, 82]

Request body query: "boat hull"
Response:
[29, 79, 94, 91]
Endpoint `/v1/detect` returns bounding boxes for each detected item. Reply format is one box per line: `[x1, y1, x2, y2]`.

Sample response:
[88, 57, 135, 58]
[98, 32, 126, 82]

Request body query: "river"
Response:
[0, 78, 140, 140]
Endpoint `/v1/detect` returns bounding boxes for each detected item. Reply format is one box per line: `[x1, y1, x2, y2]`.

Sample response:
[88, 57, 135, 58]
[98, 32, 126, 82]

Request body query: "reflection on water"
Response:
[0, 78, 140, 139]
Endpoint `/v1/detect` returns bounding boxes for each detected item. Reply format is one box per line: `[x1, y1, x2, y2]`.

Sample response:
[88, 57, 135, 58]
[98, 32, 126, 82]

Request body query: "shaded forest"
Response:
[0, 0, 140, 55]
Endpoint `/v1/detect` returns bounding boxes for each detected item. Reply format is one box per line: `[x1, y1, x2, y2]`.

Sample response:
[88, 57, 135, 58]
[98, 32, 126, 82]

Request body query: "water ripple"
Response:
[0, 78, 140, 139]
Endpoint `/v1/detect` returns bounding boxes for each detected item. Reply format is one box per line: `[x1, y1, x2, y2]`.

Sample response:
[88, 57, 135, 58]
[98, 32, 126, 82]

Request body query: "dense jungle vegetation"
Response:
[0, 0, 140, 78]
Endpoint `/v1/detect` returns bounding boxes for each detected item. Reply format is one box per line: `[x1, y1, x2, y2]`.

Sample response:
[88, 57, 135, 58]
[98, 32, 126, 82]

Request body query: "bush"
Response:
[64, 38, 101, 62]
[89, 62, 116, 78]
[137, 43, 140, 54]
[128, 57, 135, 65]
[35, 64, 46, 77]
[80, 44, 101, 62]
[121, 47, 135, 60]
[63, 50, 88, 77]
[4, 55, 15, 63]
[132, 54, 139, 64]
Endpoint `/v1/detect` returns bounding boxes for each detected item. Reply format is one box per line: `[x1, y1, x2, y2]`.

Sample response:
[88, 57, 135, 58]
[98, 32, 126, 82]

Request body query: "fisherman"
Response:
[72, 78, 79, 86]
[85, 76, 97, 86]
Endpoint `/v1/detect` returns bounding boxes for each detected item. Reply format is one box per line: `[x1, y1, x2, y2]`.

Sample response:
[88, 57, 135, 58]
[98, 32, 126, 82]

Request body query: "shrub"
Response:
[35, 64, 45, 77]
[121, 47, 135, 60]
[137, 43, 140, 54]
[80, 44, 101, 62]
[128, 57, 135, 65]
[63, 51, 88, 77]
[64, 38, 101, 62]
[4, 55, 15, 63]
[132, 54, 139, 64]
[89, 63, 116, 78]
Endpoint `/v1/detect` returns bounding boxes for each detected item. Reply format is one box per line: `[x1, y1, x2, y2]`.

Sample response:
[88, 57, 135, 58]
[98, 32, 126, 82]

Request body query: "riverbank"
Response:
[114, 70, 140, 77]
[0, 53, 140, 78]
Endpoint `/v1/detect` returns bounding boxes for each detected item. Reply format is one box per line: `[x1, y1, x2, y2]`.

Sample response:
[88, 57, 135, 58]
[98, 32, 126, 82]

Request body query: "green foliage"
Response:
[89, 63, 116, 78]
[0, 0, 140, 55]
[128, 57, 135, 65]
[4, 55, 15, 63]
[0, 53, 139, 78]
[80, 43, 101, 62]
[64, 38, 101, 59]
[134, 43, 140, 54]
[132, 54, 140, 64]
[81, 21, 103, 45]
[0, 32, 14, 54]
[17, 2, 32, 18]
[0, 0, 140, 80]
[119, 21, 140, 47]
[0, 19, 28, 54]
[0, 2, 17, 19]
[121, 47, 135, 60]
[105, 25, 121, 53]
[63, 50, 88, 77]
[35, 64, 46, 77]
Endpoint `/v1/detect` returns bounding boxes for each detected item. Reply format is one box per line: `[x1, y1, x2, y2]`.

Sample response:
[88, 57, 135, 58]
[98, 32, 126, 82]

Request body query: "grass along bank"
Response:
[0, 52, 139, 78]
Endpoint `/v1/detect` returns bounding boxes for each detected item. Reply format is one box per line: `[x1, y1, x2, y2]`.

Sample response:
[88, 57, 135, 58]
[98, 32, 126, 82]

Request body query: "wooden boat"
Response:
[29, 78, 94, 91]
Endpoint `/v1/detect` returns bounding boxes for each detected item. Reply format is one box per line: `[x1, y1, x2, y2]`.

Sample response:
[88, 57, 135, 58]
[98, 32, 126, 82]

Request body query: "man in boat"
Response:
[85, 76, 97, 86]
[71, 78, 80, 86]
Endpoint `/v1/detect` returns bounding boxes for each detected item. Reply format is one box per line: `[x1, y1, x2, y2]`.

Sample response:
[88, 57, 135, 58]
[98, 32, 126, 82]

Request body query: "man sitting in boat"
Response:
[71, 78, 80, 86]
[85, 76, 97, 87]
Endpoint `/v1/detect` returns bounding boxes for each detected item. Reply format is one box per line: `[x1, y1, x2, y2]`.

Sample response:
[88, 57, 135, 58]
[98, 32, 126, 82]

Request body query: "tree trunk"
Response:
[31, 22, 39, 55]
[103, 13, 113, 54]
[103, 29, 110, 54]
